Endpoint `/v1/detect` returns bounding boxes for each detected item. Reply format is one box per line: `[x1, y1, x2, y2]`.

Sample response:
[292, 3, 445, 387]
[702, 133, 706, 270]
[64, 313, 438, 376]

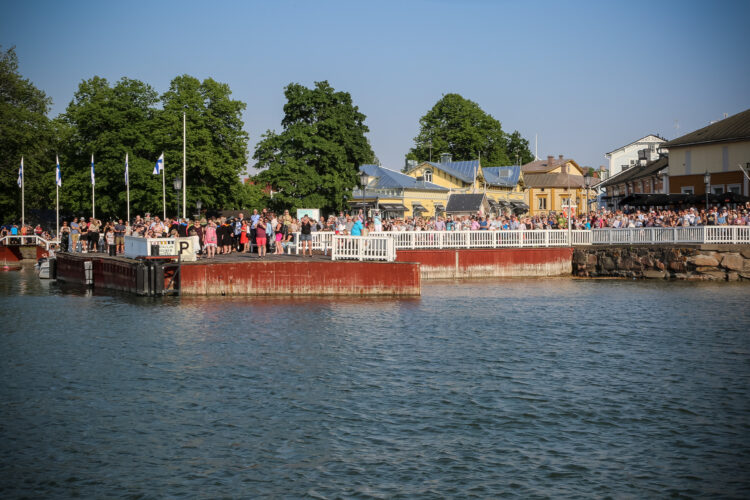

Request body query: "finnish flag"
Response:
[91, 154, 95, 186]
[17, 157, 23, 187]
[153, 153, 164, 175]
[125, 153, 129, 185]
[56, 155, 62, 187]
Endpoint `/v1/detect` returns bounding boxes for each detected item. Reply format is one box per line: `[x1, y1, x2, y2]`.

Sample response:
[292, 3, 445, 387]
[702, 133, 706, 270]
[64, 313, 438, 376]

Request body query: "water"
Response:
[2, 267, 750, 498]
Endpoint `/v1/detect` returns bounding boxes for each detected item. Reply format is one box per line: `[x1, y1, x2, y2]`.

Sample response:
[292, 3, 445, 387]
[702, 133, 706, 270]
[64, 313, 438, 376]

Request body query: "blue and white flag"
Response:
[153, 152, 164, 175]
[56, 155, 62, 187]
[17, 157, 23, 187]
[91, 154, 95, 186]
[125, 153, 129, 185]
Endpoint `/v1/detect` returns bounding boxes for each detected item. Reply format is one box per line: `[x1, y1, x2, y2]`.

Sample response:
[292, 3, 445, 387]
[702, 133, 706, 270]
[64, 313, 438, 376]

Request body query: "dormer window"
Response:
[424, 169, 433, 183]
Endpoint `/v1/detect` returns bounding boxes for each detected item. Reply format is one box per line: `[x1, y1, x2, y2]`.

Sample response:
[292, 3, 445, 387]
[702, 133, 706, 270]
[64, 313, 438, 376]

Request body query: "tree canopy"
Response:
[0, 46, 54, 223]
[254, 81, 375, 213]
[408, 93, 534, 167]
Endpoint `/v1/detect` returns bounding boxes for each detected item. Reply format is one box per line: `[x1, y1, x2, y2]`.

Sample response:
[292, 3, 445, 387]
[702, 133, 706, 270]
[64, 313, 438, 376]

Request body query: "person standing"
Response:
[255, 217, 268, 258]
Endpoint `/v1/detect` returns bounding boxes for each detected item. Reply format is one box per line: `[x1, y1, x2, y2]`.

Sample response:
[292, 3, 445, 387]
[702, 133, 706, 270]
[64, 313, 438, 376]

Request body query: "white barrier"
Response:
[0, 234, 58, 249]
[123, 235, 197, 261]
[330, 235, 396, 261]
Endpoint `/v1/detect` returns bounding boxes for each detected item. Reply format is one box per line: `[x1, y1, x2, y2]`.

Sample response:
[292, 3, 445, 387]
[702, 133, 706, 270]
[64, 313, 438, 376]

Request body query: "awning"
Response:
[487, 199, 499, 207]
[411, 203, 427, 212]
[511, 201, 529, 210]
[380, 203, 407, 211]
[496, 200, 511, 207]
[433, 203, 445, 211]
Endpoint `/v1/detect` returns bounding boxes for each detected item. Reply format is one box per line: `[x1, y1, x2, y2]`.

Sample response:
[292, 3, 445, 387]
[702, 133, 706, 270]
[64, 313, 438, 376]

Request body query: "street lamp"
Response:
[704, 171, 711, 211]
[584, 173, 592, 215]
[359, 170, 369, 221]
[173, 177, 182, 220]
[195, 199, 202, 219]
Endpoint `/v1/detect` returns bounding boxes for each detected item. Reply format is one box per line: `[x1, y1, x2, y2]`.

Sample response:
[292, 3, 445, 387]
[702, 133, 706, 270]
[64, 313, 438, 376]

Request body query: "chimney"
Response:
[547, 155, 554, 166]
[440, 152, 452, 164]
[558, 154, 564, 160]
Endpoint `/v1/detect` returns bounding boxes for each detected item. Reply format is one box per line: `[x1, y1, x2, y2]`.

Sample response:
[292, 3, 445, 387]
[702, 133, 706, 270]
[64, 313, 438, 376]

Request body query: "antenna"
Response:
[535, 134, 539, 160]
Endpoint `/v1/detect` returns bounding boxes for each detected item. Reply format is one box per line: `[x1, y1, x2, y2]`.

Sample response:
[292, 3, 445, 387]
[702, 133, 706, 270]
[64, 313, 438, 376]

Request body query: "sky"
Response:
[3, 0, 749, 174]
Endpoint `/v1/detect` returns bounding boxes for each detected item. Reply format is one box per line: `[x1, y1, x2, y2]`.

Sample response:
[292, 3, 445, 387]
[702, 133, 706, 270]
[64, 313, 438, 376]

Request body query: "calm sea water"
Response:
[1, 267, 749, 498]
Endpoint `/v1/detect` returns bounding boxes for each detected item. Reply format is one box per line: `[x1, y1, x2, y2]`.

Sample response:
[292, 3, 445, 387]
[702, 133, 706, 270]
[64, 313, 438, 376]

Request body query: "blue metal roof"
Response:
[482, 165, 521, 187]
[427, 160, 479, 184]
[360, 164, 448, 191]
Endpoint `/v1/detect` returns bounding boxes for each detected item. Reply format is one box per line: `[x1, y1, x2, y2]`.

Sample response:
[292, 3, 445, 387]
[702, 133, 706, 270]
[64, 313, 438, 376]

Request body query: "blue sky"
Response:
[3, 0, 749, 173]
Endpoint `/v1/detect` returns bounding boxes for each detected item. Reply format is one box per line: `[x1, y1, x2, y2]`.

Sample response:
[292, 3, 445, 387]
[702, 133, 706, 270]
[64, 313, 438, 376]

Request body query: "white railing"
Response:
[330, 235, 396, 262]
[591, 227, 750, 245]
[369, 230, 592, 249]
[0, 234, 58, 249]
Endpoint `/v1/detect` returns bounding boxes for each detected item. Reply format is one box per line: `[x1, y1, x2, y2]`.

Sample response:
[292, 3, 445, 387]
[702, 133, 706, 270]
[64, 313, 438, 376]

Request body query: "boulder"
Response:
[696, 266, 721, 273]
[720, 253, 744, 271]
[740, 248, 750, 259]
[669, 261, 685, 273]
[689, 254, 719, 267]
[601, 256, 616, 271]
[586, 254, 598, 267]
[701, 271, 727, 281]
[642, 270, 666, 279]
[673, 273, 689, 280]
[727, 272, 740, 282]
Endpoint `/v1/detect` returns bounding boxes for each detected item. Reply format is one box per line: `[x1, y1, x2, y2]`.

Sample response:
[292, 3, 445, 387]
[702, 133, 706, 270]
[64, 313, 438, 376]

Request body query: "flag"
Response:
[153, 152, 164, 175]
[91, 154, 95, 186]
[125, 153, 129, 185]
[17, 157, 23, 187]
[56, 155, 62, 187]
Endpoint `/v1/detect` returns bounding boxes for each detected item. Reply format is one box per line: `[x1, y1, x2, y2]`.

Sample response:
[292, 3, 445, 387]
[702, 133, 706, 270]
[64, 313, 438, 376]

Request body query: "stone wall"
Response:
[572, 244, 750, 281]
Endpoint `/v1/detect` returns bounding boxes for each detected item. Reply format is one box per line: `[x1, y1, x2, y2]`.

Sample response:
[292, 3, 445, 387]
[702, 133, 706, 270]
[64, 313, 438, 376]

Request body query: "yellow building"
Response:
[404, 153, 527, 215]
[350, 164, 449, 219]
[523, 155, 587, 216]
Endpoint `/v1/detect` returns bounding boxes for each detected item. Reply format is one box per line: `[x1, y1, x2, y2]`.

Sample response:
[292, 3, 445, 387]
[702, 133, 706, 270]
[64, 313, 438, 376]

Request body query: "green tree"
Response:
[408, 93, 533, 166]
[157, 75, 249, 214]
[0, 46, 54, 224]
[58, 76, 160, 218]
[254, 81, 375, 213]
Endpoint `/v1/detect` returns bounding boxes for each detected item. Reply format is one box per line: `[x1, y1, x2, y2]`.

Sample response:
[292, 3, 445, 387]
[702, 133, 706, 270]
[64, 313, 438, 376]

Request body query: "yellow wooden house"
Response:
[403, 153, 528, 215]
[522, 155, 587, 217]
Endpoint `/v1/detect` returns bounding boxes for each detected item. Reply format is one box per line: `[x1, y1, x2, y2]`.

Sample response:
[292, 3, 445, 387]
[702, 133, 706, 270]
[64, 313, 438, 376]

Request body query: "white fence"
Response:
[0, 234, 58, 249]
[330, 235, 397, 262]
[591, 226, 750, 245]
[369, 230, 592, 249]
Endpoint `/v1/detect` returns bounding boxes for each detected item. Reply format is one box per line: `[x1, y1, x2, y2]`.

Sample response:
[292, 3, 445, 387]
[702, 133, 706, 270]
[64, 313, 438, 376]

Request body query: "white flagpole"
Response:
[56, 155, 60, 242]
[162, 152, 166, 220]
[21, 157, 25, 229]
[183, 111, 187, 220]
[126, 153, 130, 222]
[91, 153, 95, 219]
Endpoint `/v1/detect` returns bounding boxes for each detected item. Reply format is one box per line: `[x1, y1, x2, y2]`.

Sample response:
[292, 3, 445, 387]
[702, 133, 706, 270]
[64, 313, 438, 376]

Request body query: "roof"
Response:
[445, 194, 487, 213]
[663, 108, 750, 148]
[524, 173, 586, 189]
[605, 134, 665, 156]
[424, 160, 480, 184]
[482, 165, 521, 187]
[599, 156, 668, 188]
[360, 164, 447, 191]
[522, 157, 575, 174]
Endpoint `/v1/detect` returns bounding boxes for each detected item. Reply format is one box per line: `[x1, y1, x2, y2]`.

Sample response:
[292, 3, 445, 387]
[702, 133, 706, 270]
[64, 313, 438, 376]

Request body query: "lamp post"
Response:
[195, 199, 202, 219]
[173, 177, 182, 220]
[704, 171, 711, 211]
[584, 173, 592, 215]
[359, 170, 369, 222]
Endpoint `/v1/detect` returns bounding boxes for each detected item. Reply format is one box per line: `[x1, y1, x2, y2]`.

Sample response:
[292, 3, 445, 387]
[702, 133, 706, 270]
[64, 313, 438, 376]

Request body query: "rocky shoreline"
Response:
[572, 244, 750, 281]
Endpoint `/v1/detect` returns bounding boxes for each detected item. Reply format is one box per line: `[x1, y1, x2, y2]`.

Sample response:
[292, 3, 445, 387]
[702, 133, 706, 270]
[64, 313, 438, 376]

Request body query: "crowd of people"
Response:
[3, 202, 749, 258]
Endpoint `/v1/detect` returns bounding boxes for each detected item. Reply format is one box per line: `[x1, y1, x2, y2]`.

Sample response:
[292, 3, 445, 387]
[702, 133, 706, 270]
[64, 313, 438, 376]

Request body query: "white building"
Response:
[605, 134, 666, 178]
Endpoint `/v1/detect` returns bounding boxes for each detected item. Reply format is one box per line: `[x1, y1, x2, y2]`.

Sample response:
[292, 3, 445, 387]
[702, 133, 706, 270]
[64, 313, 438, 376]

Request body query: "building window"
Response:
[424, 169, 433, 183]
[727, 184, 741, 194]
[681, 186, 694, 195]
[537, 197, 547, 210]
[711, 185, 724, 195]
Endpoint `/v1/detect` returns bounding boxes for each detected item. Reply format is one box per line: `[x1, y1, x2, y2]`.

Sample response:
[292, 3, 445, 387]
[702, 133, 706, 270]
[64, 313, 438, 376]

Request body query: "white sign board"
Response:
[297, 208, 320, 221]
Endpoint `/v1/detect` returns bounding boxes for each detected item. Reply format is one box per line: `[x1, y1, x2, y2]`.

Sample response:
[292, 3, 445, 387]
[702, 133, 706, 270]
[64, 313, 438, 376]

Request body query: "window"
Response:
[537, 197, 547, 210]
[727, 184, 742, 194]
[681, 186, 694, 195]
[711, 186, 724, 195]
[423, 169, 433, 183]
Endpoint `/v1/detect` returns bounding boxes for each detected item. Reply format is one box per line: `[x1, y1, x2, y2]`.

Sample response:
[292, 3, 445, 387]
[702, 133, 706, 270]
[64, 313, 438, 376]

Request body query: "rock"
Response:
[727, 272, 740, 282]
[669, 261, 685, 273]
[689, 254, 720, 267]
[656, 261, 666, 271]
[573, 251, 587, 266]
[720, 253, 744, 271]
[701, 271, 727, 281]
[673, 273, 689, 280]
[586, 254, 598, 267]
[744, 260, 750, 272]
[601, 256, 616, 271]
[643, 270, 666, 279]
[740, 248, 750, 259]
[696, 266, 720, 273]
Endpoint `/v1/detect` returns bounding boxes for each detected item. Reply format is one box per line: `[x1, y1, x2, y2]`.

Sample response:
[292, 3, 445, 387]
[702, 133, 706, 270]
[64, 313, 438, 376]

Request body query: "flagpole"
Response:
[183, 111, 187, 220]
[56, 155, 59, 242]
[126, 153, 130, 223]
[21, 157, 25, 229]
[91, 154, 95, 219]
[162, 153, 166, 220]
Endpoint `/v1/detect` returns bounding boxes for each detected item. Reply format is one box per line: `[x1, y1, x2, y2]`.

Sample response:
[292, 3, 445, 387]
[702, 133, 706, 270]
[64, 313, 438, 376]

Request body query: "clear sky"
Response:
[3, 0, 749, 173]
